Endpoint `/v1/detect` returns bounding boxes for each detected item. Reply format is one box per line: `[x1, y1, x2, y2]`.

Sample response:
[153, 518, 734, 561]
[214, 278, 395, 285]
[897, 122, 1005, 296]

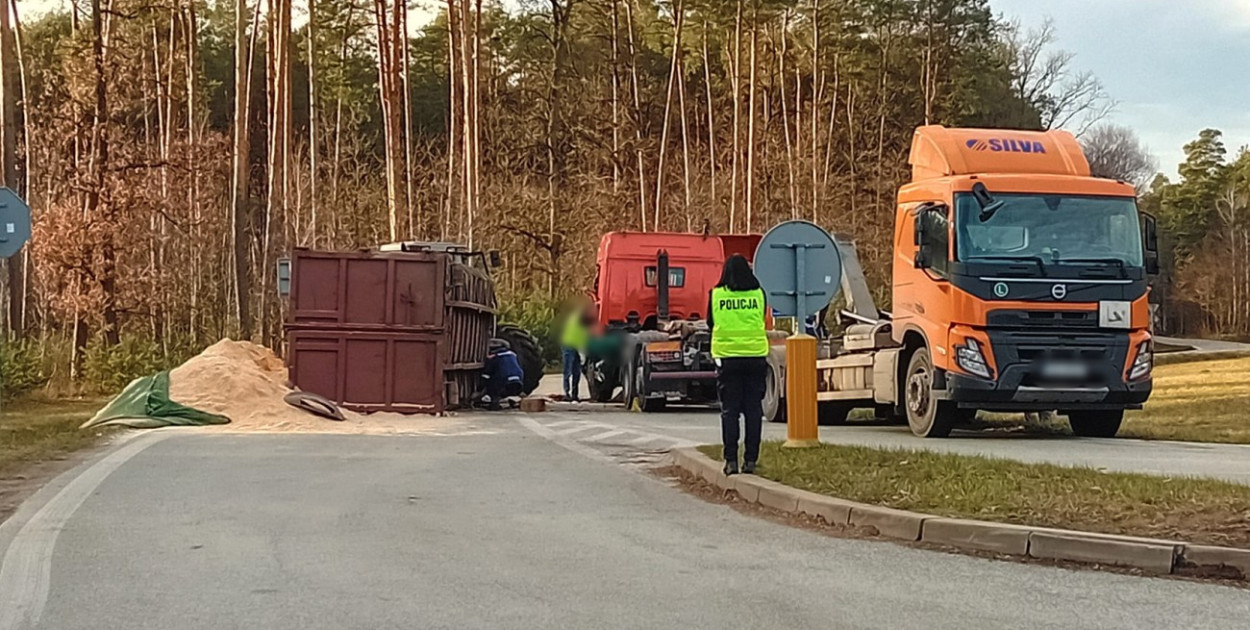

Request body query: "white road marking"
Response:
[555, 422, 613, 436]
[0, 431, 175, 630]
[584, 430, 630, 443]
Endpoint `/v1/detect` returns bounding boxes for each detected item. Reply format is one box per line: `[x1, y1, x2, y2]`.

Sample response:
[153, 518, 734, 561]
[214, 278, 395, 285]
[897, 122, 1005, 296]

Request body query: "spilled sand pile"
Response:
[167, 339, 482, 436]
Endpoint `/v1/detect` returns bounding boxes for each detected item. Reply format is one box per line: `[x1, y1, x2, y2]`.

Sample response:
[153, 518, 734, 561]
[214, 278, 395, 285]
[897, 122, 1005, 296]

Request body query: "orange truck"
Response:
[784, 125, 1157, 437]
[587, 124, 1157, 439]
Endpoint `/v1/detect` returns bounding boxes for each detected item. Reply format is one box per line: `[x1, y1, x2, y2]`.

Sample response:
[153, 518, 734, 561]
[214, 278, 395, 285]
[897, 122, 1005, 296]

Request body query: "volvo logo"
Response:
[1051, 284, 1068, 300]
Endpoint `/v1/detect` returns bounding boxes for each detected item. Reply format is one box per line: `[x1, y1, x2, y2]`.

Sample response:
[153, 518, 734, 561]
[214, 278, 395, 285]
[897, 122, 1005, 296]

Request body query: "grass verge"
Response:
[700, 442, 1250, 548]
[968, 356, 1250, 444]
[1, 396, 111, 477]
[1120, 356, 1250, 443]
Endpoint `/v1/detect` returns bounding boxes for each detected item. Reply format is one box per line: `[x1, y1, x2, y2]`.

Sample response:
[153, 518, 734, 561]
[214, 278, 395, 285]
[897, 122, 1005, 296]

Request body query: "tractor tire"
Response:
[496, 323, 544, 395]
[903, 347, 970, 438]
[1068, 409, 1124, 438]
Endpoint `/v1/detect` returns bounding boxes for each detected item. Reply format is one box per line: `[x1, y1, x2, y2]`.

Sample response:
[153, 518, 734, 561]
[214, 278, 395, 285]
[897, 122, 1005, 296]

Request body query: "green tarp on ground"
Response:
[81, 371, 230, 429]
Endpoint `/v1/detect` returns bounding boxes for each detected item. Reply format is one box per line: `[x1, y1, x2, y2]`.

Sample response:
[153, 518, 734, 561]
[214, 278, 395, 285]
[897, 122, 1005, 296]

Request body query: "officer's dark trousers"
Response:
[718, 357, 769, 464]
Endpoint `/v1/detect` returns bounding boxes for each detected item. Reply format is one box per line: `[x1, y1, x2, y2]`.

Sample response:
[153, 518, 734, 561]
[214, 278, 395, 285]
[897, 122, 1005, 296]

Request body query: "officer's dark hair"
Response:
[717, 254, 761, 292]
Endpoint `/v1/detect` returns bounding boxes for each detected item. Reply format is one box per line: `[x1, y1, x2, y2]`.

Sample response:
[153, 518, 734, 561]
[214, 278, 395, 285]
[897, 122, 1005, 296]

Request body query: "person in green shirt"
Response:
[707, 254, 769, 475]
[561, 304, 592, 401]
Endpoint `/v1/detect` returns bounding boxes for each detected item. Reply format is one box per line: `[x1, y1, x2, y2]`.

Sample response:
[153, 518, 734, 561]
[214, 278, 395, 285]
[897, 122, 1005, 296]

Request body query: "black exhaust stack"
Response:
[657, 249, 670, 324]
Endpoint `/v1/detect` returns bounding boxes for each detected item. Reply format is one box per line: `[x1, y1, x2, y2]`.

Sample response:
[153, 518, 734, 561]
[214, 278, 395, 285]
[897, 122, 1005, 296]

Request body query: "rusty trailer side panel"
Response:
[287, 330, 445, 413]
[284, 248, 497, 414]
[288, 250, 447, 330]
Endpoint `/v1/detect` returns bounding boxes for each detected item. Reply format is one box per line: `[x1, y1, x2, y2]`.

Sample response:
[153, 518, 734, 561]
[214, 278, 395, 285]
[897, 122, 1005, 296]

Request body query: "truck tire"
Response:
[1068, 410, 1124, 438]
[631, 358, 667, 412]
[818, 402, 850, 426]
[764, 349, 787, 423]
[496, 324, 544, 395]
[586, 359, 617, 403]
[903, 347, 966, 438]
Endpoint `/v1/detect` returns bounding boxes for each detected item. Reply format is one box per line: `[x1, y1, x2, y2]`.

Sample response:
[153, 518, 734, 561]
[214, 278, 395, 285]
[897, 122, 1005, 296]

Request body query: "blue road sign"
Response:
[753, 220, 842, 318]
[0, 187, 31, 259]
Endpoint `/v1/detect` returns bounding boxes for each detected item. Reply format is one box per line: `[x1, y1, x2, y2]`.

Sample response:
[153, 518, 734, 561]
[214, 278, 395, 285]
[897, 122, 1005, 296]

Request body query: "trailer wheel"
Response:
[904, 348, 963, 438]
[1068, 410, 1123, 438]
[496, 324, 545, 395]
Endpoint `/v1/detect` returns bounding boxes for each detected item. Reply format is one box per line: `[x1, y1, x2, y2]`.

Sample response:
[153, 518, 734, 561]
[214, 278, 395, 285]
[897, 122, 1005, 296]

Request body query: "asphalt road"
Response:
[535, 404, 1250, 484]
[2, 419, 1249, 630]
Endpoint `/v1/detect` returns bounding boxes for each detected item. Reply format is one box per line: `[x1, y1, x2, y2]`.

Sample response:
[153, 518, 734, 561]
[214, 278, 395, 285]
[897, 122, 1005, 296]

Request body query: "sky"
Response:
[21, 0, 1249, 178]
[991, 0, 1250, 178]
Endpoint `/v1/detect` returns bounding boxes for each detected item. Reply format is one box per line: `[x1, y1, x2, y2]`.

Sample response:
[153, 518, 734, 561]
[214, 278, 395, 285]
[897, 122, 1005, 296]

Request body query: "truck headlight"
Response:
[955, 338, 992, 379]
[1129, 340, 1152, 381]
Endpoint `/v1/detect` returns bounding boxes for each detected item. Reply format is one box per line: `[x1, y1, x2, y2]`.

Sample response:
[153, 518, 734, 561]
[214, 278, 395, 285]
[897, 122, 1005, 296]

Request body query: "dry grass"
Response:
[701, 442, 1250, 548]
[968, 356, 1250, 444]
[1120, 356, 1250, 444]
[0, 396, 112, 476]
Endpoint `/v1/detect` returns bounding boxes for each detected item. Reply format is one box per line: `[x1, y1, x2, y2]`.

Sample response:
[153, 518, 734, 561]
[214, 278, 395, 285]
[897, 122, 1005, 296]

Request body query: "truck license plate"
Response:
[1041, 361, 1088, 380]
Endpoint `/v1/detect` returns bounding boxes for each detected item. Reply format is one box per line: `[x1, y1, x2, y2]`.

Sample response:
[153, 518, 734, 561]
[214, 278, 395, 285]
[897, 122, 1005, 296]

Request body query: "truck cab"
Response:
[892, 125, 1156, 437]
[586, 231, 766, 410]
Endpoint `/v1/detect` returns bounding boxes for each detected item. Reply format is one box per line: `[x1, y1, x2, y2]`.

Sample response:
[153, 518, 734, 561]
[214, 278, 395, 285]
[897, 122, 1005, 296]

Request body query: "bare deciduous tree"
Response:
[1081, 123, 1158, 189]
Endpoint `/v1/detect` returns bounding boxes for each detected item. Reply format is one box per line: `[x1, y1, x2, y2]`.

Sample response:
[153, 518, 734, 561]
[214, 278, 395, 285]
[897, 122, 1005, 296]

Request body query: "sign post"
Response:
[754, 221, 841, 448]
[0, 188, 32, 416]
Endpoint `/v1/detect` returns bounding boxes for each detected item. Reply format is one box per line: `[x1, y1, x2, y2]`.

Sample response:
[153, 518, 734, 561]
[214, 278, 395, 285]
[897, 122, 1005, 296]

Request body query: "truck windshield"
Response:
[954, 193, 1144, 267]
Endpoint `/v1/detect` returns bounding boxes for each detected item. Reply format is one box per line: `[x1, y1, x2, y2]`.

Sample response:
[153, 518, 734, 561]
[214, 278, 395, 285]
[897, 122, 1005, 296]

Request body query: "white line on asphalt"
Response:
[555, 423, 613, 436]
[584, 430, 630, 443]
[515, 415, 618, 465]
[0, 431, 175, 630]
[629, 434, 662, 446]
[543, 420, 583, 429]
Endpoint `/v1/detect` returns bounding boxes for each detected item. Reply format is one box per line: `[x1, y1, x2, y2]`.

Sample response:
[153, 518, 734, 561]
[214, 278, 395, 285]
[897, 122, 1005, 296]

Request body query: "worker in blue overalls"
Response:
[482, 339, 525, 410]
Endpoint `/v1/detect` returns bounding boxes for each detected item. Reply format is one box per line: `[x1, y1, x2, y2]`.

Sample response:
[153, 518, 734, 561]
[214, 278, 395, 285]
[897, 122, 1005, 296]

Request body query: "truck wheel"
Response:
[586, 359, 617, 403]
[818, 402, 850, 426]
[631, 360, 666, 412]
[904, 348, 962, 438]
[496, 324, 544, 395]
[763, 362, 787, 423]
[1068, 410, 1124, 438]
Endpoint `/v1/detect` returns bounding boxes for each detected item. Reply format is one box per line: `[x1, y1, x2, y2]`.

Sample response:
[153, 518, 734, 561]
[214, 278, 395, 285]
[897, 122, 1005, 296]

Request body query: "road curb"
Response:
[670, 447, 1248, 579]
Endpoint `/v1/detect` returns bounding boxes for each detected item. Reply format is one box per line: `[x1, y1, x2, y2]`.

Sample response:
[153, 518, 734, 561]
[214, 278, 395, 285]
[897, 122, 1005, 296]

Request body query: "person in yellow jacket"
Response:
[707, 254, 769, 475]
[560, 304, 592, 402]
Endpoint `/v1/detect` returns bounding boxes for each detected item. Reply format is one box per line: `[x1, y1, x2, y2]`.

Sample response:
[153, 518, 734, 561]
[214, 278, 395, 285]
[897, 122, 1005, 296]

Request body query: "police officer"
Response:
[707, 254, 769, 475]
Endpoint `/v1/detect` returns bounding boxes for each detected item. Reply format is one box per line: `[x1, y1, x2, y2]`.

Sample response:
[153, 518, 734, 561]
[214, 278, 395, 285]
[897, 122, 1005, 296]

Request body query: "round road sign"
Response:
[753, 220, 842, 318]
[0, 187, 31, 259]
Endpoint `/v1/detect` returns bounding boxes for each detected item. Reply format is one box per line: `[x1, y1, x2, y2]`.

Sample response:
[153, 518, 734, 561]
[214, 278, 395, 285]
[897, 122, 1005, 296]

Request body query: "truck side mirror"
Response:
[1141, 213, 1159, 275]
[488, 250, 503, 268]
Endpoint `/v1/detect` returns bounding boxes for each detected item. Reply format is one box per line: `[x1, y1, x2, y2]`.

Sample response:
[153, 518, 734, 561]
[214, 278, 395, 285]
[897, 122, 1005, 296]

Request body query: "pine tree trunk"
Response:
[231, 0, 253, 337]
[444, 0, 458, 240]
[0, 0, 21, 339]
[651, 0, 683, 231]
[306, 0, 318, 246]
[744, 0, 757, 233]
[701, 23, 716, 217]
[729, 0, 742, 233]
[623, 0, 646, 230]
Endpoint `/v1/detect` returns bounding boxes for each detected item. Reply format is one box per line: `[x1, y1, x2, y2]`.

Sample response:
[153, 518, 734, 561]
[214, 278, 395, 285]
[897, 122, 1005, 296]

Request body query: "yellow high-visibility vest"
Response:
[710, 287, 768, 359]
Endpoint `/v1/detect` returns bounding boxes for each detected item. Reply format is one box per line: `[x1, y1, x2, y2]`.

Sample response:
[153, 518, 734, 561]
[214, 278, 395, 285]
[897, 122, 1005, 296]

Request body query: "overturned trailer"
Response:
[282, 243, 542, 414]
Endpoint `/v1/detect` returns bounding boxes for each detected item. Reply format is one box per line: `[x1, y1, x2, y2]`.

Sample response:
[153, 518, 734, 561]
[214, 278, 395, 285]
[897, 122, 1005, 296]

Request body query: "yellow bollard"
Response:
[783, 332, 820, 448]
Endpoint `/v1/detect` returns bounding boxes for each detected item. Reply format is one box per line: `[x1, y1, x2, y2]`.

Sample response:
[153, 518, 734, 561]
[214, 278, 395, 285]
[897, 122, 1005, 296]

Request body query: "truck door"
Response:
[894, 202, 954, 370]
